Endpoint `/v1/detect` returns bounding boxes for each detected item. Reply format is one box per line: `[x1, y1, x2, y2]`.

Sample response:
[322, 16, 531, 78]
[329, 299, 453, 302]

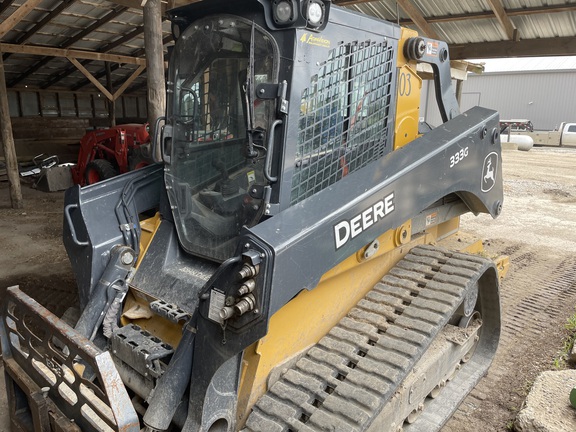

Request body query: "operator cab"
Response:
[165, 15, 279, 262]
[163, 0, 397, 263]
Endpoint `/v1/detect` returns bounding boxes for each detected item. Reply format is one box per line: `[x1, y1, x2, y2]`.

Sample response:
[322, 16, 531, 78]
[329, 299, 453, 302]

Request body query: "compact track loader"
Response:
[1, 1, 506, 431]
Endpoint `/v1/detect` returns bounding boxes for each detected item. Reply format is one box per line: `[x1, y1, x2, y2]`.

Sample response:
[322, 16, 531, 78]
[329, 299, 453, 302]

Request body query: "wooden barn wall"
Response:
[1, 90, 147, 161]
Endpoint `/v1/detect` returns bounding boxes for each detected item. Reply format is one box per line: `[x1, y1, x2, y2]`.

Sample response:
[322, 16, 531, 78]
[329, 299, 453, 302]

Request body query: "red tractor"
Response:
[71, 123, 152, 185]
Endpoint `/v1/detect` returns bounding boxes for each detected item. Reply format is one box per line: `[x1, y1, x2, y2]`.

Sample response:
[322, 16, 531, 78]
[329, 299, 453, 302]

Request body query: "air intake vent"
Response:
[291, 40, 395, 205]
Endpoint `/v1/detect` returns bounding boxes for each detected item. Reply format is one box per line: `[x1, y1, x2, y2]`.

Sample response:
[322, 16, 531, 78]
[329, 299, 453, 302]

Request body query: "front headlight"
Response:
[306, 0, 325, 27]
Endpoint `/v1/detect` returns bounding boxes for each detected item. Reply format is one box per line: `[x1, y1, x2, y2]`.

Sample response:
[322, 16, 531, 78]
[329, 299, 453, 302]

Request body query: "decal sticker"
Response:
[426, 41, 439, 56]
[398, 72, 412, 97]
[426, 212, 438, 227]
[334, 192, 395, 250]
[481, 152, 498, 193]
[208, 288, 226, 324]
[247, 170, 256, 184]
[450, 146, 469, 168]
[300, 33, 331, 48]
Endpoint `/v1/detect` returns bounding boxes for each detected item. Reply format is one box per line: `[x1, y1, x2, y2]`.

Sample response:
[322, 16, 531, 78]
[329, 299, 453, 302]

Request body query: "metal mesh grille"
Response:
[291, 40, 395, 205]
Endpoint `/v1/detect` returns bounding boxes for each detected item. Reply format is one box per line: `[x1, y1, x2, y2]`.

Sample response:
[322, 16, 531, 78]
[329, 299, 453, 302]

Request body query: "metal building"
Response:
[422, 57, 576, 130]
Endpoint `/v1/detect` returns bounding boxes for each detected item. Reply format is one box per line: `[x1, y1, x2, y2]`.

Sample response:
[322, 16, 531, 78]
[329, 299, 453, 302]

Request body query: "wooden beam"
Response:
[501, 4, 576, 18]
[8, 0, 75, 45]
[486, 0, 518, 41]
[105, 62, 116, 126]
[74, 34, 171, 92]
[2, 0, 76, 63]
[100, 26, 146, 53]
[165, 0, 201, 7]
[72, 63, 121, 91]
[449, 36, 576, 60]
[0, 0, 16, 16]
[396, 0, 440, 39]
[7, 5, 128, 87]
[58, 6, 129, 49]
[105, 0, 200, 12]
[334, 1, 576, 24]
[41, 60, 97, 90]
[108, 0, 165, 11]
[0, 50, 23, 209]
[0, 43, 146, 65]
[67, 57, 114, 100]
[126, 80, 148, 94]
[0, 0, 44, 39]
[7, 57, 50, 87]
[113, 64, 146, 100]
[40, 26, 145, 89]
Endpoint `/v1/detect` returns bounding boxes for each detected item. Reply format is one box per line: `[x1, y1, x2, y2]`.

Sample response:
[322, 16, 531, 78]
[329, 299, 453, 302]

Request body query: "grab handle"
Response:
[64, 204, 89, 246]
[264, 119, 283, 183]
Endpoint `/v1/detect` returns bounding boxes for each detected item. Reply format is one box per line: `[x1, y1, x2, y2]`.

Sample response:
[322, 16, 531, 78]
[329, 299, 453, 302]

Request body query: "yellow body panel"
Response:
[394, 28, 422, 150]
[121, 212, 184, 348]
[136, 212, 162, 268]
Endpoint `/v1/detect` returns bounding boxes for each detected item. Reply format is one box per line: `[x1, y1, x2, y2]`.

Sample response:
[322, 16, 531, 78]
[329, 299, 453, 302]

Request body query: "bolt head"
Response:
[416, 40, 426, 57]
[121, 251, 134, 265]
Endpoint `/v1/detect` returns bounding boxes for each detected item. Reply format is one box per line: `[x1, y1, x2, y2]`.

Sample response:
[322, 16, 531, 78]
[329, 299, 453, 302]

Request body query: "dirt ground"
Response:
[1, 146, 576, 431]
[445, 147, 576, 432]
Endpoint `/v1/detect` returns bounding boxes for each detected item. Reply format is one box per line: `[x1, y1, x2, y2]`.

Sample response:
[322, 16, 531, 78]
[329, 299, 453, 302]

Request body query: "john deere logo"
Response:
[481, 152, 498, 193]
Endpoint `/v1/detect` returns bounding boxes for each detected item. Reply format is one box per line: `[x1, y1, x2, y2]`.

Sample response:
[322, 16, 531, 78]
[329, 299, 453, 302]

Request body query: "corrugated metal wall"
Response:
[421, 70, 576, 130]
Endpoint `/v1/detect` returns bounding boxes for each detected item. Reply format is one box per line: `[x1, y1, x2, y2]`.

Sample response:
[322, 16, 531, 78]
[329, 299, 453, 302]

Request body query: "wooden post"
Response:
[143, 0, 166, 160]
[105, 62, 116, 126]
[0, 49, 23, 209]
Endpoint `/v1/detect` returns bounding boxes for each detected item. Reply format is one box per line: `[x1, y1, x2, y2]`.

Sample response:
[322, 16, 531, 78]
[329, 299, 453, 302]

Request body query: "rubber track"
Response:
[244, 244, 492, 432]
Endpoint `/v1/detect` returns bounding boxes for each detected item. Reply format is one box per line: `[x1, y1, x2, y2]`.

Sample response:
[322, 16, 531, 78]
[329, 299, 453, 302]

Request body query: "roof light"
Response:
[306, 0, 324, 27]
[273, 0, 296, 25]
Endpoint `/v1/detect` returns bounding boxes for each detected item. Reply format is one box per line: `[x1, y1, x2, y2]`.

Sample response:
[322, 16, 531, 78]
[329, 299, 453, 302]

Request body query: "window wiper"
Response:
[243, 22, 258, 159]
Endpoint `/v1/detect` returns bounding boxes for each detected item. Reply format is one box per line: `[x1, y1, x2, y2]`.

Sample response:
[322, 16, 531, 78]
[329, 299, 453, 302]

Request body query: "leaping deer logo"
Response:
[481, 152, 498, 193]
[484, 158, 494, 184]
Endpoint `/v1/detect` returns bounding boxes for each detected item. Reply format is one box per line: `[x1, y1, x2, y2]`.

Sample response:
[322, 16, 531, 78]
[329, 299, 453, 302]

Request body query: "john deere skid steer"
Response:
[1, 1, 505, 431]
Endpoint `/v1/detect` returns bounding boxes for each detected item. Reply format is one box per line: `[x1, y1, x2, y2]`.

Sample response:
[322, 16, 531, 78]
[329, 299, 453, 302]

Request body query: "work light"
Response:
[306, 0, 325, 26]
[273, 0, 296, 25]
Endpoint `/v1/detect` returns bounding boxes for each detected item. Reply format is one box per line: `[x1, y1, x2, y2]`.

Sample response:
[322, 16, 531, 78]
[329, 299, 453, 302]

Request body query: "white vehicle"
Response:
[501, 120, 576, 147]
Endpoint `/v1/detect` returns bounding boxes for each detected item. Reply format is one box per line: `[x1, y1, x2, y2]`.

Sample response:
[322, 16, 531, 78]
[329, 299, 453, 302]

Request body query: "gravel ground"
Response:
[444, 147, 576, 431]
[1, 146, 576, 431]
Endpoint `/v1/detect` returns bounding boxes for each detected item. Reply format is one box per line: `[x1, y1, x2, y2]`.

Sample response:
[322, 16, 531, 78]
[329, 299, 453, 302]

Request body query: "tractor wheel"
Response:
[85, 159, 118, 185]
